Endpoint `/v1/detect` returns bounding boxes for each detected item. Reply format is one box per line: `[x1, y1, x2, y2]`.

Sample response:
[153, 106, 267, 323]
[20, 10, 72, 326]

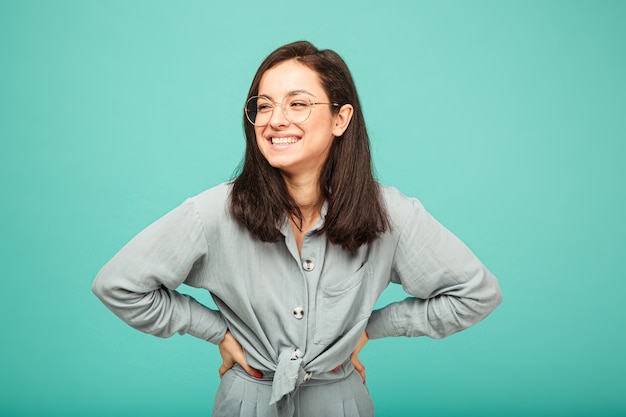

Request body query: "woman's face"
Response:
[254, 60, 350, 179]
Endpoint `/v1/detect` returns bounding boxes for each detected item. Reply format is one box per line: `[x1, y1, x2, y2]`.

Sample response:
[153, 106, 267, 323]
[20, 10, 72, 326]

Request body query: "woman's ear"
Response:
[332, 104, 354, 137]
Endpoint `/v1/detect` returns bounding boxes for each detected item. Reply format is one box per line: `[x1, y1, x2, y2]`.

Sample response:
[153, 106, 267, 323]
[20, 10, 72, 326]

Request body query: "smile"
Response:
[271, 136, 300, 145]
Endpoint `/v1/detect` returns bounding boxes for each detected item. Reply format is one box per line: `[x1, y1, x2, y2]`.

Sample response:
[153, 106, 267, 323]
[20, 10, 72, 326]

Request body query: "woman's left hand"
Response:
[351, 330, 369, 383]
[218, 330, 262, 379]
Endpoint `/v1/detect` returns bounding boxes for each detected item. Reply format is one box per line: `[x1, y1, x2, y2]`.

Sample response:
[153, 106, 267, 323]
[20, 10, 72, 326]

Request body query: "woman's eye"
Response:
[290, 101, 309, 109]
[257, 103, 273, 112]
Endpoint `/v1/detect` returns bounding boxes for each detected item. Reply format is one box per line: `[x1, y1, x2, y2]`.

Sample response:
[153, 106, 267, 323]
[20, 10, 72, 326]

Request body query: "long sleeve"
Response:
[366, 197, 502, 340]
[92, 199, 227, 344]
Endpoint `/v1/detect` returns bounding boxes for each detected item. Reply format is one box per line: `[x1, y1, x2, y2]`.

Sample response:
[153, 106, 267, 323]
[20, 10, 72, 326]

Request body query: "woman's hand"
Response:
[351, 330, 369, 383]
[218, 330, 263, 379]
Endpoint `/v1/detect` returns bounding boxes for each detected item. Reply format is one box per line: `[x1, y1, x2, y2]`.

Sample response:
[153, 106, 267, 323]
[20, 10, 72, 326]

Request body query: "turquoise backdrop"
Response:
[1, 1, 624, 416]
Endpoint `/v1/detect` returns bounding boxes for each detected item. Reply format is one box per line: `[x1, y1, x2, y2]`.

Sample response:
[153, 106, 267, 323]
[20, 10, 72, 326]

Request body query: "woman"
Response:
[93, 40, 502, 416]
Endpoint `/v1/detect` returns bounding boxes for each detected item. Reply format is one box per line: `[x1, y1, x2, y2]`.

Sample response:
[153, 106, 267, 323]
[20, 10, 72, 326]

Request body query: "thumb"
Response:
[218, 362, 231, 379]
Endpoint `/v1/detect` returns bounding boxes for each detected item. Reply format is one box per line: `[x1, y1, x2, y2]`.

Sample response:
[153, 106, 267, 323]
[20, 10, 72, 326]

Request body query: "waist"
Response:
[230, 360, 355, 386]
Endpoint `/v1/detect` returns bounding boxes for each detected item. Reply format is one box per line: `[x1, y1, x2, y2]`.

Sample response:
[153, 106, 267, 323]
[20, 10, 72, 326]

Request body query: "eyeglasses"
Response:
[244, 94, 339, 126]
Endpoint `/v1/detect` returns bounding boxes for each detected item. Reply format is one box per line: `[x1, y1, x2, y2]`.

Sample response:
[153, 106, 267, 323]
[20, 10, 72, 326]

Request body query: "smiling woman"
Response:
[92, 40, 502, 417]
[253, 60, 351, 184]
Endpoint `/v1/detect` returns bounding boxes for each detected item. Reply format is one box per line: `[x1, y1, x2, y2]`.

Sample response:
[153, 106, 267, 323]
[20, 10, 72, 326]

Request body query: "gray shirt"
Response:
[92, 183, 502, 405]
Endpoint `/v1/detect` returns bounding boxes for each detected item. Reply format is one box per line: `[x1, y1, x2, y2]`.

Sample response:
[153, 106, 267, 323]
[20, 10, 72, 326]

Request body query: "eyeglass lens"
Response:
[245, 95, 312, 126]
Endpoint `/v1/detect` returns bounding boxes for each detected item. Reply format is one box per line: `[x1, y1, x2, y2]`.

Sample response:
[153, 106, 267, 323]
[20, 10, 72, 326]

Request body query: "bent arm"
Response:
[92, 199, 227, 344]
[366, 199, 502, 339]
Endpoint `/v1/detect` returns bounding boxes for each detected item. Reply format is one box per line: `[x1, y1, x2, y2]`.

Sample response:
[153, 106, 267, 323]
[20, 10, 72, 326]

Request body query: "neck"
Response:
[282, 171, 323, 226]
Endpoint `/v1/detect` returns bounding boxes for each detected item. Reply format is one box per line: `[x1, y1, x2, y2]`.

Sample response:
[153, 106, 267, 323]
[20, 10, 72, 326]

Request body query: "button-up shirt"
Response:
[93, 183, 502, 407]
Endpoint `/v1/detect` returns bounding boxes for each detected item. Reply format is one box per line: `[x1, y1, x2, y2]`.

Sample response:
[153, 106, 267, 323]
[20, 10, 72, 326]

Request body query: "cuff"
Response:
[365, 308, 396, 339]
[187, 300, 228, 344]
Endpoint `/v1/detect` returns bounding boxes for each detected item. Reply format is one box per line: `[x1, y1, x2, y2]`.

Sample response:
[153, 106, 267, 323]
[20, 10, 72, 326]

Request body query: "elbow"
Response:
[486, 273, 503, 312]
[492, 284, 503, 309]
[457, 270, 503, 328]
[475, 271, 503, 321]
[92, 273, 104, 298]
[92, 267, 119, 307]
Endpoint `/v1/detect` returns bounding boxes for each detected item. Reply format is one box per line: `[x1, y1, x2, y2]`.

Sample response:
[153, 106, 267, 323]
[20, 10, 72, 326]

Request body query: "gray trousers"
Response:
[212, 365, 374, 417]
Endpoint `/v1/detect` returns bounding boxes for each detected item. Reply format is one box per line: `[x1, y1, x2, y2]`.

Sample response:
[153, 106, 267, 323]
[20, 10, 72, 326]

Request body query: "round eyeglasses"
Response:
[244, 94, 339, 126]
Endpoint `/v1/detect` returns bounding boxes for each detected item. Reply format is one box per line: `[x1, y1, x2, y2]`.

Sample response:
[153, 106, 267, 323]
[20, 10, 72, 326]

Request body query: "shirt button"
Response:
[303, 372, 313, 382]
[302, 260, 314, 271]
[293, 307, 304, 319]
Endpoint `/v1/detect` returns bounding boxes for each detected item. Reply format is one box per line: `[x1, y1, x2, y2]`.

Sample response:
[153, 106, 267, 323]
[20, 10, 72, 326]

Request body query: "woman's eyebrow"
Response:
[257, 90, 315, 100]
[286, 89, 315, 97]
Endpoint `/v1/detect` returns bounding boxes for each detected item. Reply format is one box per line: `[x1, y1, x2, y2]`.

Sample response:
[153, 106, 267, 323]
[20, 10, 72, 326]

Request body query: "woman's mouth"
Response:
[271, 136, 300, 145]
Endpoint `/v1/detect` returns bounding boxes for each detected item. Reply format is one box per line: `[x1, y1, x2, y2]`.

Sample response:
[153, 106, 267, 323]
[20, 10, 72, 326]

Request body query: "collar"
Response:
[278, 201, 328, 237]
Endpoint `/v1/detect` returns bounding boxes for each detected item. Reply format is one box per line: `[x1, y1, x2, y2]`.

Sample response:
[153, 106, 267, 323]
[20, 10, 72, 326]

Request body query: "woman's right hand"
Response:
[218, 330, 263, 379]
[351, 330, 369, 383]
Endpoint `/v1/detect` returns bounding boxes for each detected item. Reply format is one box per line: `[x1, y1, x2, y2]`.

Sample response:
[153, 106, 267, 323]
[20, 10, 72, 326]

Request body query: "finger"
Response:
[357, 366, 366, 383]
[240, 362, 263, 379]
[352, 356, 366, 384]
[218, 355, 236, 378]
[218, 363, 228, 379]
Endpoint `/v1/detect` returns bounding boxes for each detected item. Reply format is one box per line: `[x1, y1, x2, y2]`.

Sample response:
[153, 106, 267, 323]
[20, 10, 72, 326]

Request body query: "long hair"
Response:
[230, 41, 389, 252]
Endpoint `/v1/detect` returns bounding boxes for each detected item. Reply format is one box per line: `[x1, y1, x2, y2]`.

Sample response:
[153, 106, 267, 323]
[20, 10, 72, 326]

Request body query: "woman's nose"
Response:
[269, 103, 290, 127]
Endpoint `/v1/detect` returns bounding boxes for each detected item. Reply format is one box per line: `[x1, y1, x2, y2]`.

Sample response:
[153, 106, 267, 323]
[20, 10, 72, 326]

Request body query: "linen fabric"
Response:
[93, 183, 502, 415]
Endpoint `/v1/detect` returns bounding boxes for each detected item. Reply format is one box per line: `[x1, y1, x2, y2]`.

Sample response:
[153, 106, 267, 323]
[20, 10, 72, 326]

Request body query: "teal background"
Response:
[1, 1, 624, 416]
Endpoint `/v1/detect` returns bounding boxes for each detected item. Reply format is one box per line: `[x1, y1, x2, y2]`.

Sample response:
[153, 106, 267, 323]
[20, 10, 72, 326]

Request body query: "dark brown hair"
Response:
[230, 41, 389, 252]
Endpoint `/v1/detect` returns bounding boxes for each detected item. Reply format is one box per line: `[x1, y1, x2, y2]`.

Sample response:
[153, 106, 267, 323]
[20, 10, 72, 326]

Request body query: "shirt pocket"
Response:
[313, 262, 374, 345]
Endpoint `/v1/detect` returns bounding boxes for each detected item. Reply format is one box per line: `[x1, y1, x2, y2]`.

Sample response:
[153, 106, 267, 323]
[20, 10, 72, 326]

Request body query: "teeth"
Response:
[271, 137, 299, 145]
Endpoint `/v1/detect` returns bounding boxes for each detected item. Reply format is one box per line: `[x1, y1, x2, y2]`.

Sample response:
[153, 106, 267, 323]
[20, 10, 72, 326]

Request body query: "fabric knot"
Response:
[269, 350, 309, 405]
